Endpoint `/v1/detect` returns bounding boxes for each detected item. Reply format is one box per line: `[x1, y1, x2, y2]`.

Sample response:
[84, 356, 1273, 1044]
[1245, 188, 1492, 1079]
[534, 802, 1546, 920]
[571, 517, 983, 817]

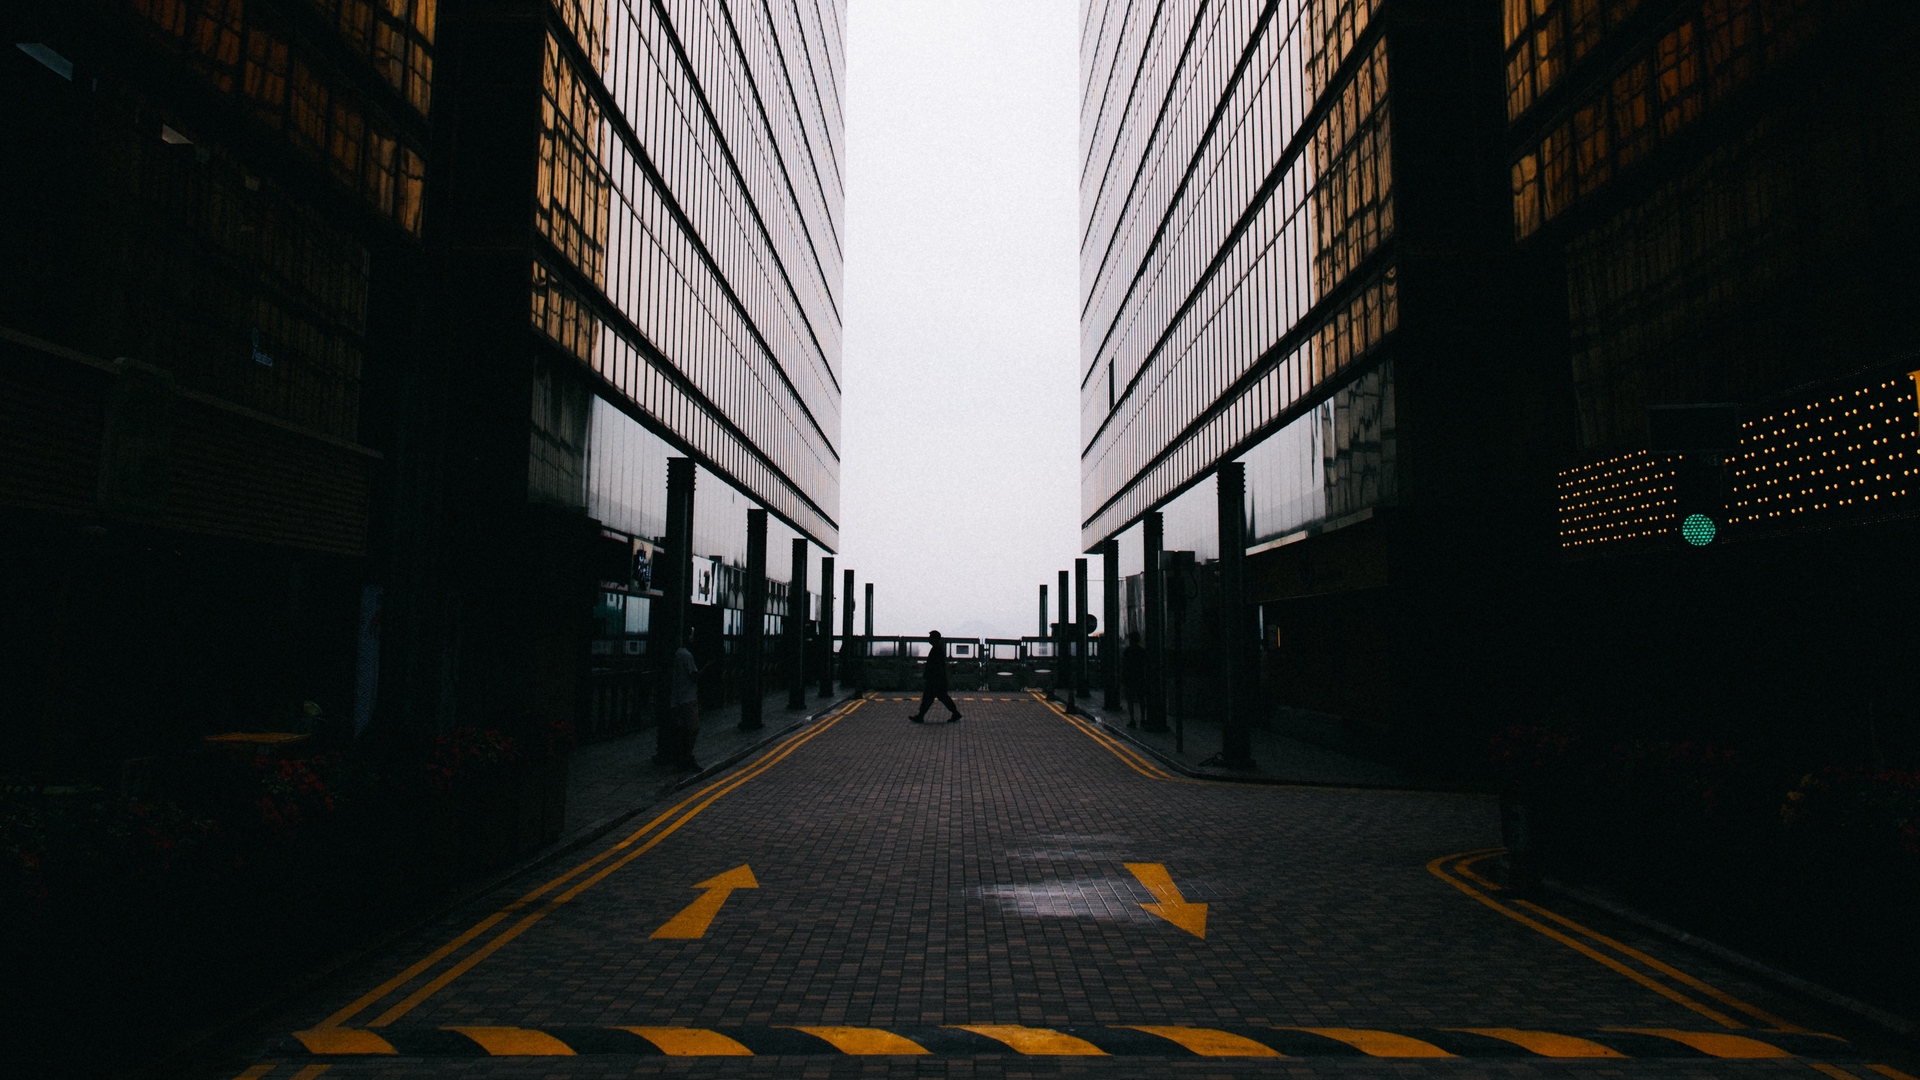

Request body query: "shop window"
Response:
[1611, 59, 1653, 167]
[243, 29, 288, 122]
[365, 131, 396, 214]
[328, 101, 364, 185]
[290, 60, 329, 155]
[1512, 154, 1542, 238]
[1703, 0, 1757, 98]
[1573, 100, 1610, 195]
[134, 0, 190, 36]
[1655, 22, 1702, 138]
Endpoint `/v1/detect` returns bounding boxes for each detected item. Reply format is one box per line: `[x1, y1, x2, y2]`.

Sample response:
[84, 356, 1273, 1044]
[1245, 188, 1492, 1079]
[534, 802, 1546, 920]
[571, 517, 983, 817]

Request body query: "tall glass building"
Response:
[1078, 0, 1529, 734]
[1512, 0, 1920, 740]
[416, 0, 846, 733]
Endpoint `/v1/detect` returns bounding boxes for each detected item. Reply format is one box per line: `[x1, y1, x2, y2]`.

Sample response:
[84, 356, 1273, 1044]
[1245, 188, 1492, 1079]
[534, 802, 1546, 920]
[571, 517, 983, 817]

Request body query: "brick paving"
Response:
[207, 694, 1916, 1079]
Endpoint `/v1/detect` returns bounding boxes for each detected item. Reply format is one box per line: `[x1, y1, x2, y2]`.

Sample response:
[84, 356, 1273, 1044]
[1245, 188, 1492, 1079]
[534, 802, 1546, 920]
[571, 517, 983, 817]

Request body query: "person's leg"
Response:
[939, 691, 960, 720]
[911, 689, 933, 721]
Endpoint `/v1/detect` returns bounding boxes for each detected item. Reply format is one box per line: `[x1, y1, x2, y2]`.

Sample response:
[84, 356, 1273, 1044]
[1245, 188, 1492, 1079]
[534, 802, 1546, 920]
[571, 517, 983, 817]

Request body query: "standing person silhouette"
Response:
[1120, 631, 1148, 728]
[908, 630, 962, 723]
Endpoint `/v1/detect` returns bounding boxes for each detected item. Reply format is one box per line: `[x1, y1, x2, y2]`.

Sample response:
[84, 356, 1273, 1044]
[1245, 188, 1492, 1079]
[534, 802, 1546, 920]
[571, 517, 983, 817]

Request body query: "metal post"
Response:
[1101, 539, 1120, 711]
[1057, 569, 1071, 708]
[655, 458, 696, 763]
[739, 508, 767, 731]
[841, 567, 855, 693]
[1217, 462, 1253, 768]
[818, 556, 835, 699]
[1038, 583, 1047, 638]
[1143, 512, 1167, 733]
[1074, 557, 1090, 698]
[787, 537, 808, 709]
[861, 582, 874, 694]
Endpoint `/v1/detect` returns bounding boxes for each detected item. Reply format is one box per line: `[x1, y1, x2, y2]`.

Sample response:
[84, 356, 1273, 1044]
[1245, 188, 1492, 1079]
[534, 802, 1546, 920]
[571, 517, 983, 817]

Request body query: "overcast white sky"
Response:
[837, 0, 1089, 641]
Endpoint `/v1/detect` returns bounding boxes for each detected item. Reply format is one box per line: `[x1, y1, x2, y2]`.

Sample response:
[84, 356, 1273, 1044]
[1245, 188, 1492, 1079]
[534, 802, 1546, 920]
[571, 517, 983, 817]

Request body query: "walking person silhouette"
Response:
[908, 630, 962, 723]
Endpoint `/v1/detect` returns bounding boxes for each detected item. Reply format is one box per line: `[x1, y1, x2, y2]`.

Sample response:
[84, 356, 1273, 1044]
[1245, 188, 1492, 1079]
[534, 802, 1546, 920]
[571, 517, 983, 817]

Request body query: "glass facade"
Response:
[1507, 0, 1826, 241]
[529, 0, 844, 550]
[1079, 0, 1398, 551]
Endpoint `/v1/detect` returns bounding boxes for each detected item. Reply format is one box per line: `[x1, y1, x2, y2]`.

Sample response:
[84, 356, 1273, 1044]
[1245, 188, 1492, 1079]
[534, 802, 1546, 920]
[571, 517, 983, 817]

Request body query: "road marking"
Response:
[651, 864, 759, 938]
[1446, 1028, 1626, 1057]
[1123, 1026, 1281, 1056]
[1451, 851, 1506, 891]
[274, 1024, 1856, 1059]
[290, 1067, 332, 1080]
[1288, 1028, 1455, 1057]
[1610, 1028, 1797, 1058]
[1513, 898, 1804, 1030]
[1429, 850, 1748, 1029]
[1123, 862, 1208, 937]
[293, 1029, 398, 1055]
[1868, 1065, 1920, 1080]
[789, 1027, 931, 1054]
[229, 1066, 277, 1079]
[308, 697, 866, 1031]
[1813, 1066, 1866, 1079]
[445, 1027, 577, 1055]
[619, 1027, 755, 1055]
[953, 1025, 1108, 1055]
[1035, 693, 1195, 782]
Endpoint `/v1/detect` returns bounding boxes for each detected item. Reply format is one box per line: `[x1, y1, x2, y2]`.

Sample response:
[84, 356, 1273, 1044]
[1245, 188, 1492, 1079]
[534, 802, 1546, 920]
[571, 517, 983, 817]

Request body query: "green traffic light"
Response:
[1681, 513, 1717, 546]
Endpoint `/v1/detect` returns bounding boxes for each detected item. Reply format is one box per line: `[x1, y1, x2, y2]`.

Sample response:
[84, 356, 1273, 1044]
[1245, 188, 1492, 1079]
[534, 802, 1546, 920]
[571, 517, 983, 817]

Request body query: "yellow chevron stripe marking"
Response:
[1124, 1026, 1282, 1057]
[1448, 1029, 1626, 1058]
[790, 1027, 930, 1054]
[229, 1066, 276, 1080]
[619, 1027, 754, 1056]
[290, 1067, 333, 1080]
[292, 1029, 398, 1055]
[445, 1027, 576, 1055]
[1867, 1065, 1920, 1080]
[1811, 1065, 1865, 1079]
[1287, 1029, 1455, 1057]
[953, 1025, 1108, 1055]
[1609, 1029, 1794, 1058]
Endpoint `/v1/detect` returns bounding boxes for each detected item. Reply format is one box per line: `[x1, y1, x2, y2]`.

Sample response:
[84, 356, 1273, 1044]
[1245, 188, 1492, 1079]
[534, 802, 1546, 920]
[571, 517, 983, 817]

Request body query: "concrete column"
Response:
[817, 556, 835, 699]
[1056, 569, 1071, 706]
[787, 537, 808, 709]
[739, 508, 767, 731]
[1074, 557, 1090, 697]
[860, 582, 873, 693]
[1101, 538, 1120, 710]
[655, 457, 696, 763]
[1143, 512, 1167, 733]
[1217, 463, 1253, 768]
[840, 567, 855, 691]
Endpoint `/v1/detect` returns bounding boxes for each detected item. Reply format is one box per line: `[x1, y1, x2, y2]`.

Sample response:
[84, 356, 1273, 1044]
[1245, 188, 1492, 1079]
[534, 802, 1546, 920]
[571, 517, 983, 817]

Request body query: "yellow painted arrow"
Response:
[650, 865, 758, 939]
[1124, 862, 1207, 938]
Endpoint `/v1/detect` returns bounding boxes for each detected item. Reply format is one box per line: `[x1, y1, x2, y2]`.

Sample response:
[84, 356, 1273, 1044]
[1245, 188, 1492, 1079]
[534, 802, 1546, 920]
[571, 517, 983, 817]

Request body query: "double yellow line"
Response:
[312, 697, 867, 1031]
[1034, 692, 1206, 784]
[1429, 849, 1801, 1032]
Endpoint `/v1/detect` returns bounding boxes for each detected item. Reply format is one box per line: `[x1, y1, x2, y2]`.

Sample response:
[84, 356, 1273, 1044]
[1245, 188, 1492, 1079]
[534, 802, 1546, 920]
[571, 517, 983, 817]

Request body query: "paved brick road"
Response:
[209, 694, 1916, 1079]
